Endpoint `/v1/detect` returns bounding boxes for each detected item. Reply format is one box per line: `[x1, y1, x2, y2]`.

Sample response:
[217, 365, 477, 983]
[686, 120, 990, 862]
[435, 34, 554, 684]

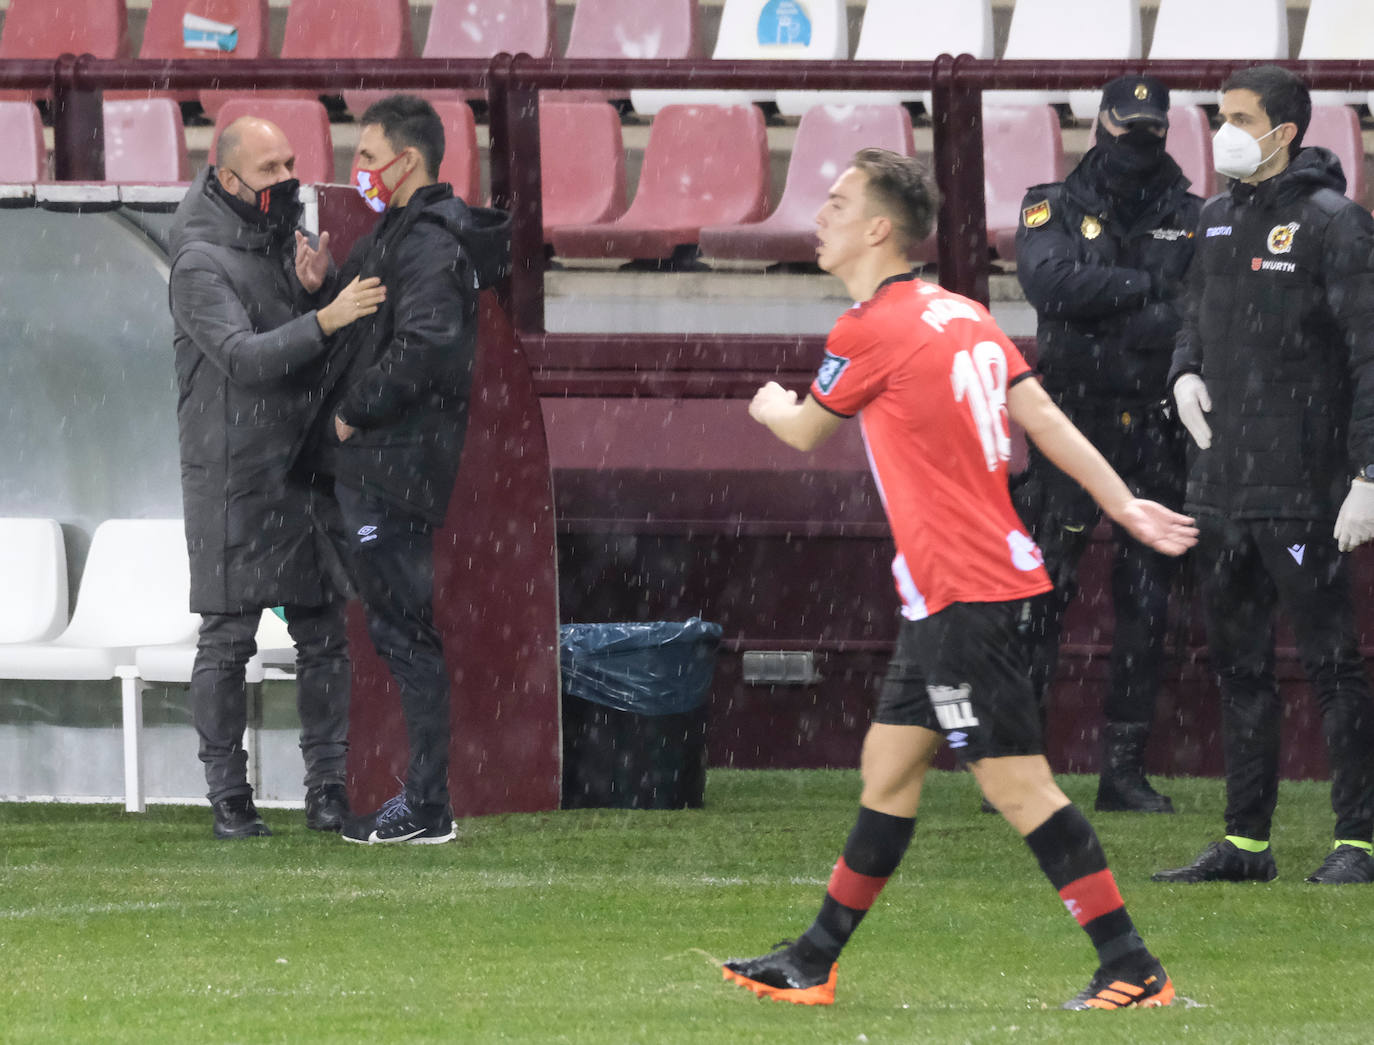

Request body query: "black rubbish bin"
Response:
[559, 618, 722, 809]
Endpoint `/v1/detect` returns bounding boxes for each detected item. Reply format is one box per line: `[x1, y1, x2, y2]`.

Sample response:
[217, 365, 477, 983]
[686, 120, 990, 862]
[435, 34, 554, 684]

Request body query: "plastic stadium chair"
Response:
[103, 99, 191, 182]
[1151, 0, 1288, 106]
[424, 0, 555, 102]
[550, 103, 769, 261]
[700, 104, 915, 264]
[979, 106, 1066, 261]
[0, 102, 45, 182]
[0, 519, 68, 644]
[1165, 105, 1216, 200]
[1306, 104, 1367, 205]
[211, 98, 335, 184]
[1299, 0, 1374, 106]
[279, 0, 414, 116]
[540, 101, 627, 237]
[631, 0, 848, 115]
[0, 0, 131, 102]
[555, 0, 699, 103]
[432, 101, 482, 204]
[985, 0, 1141, 119]
[0, 519, 201, 812]
[777, 0, 993, 117]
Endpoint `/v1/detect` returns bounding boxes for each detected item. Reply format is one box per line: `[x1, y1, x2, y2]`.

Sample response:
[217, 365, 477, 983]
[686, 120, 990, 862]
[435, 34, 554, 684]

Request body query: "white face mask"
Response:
[1212, 121, 1284, 181]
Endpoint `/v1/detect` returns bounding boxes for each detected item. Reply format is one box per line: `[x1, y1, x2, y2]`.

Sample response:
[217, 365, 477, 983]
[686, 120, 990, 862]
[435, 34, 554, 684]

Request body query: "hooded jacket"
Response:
[169, 168, 334, 613]
[309, 183, 510, 525]
[1169, 146, 1374, 521]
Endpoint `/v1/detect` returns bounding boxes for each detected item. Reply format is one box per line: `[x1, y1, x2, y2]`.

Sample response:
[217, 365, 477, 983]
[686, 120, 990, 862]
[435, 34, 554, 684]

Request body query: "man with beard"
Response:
[1013, 76, 1202, 813]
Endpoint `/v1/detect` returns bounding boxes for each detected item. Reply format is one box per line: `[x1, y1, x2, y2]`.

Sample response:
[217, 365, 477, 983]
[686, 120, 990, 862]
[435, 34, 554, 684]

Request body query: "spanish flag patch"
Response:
[1022, 200, 1051, 228]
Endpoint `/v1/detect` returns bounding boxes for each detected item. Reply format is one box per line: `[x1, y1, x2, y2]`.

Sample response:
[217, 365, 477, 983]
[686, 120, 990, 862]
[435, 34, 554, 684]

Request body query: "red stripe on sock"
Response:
[1058, 868, 1124, 927]
[827, 856, 889, 910]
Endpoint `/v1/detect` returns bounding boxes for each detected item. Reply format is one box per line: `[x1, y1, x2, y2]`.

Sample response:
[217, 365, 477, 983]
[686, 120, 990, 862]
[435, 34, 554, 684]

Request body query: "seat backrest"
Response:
[1165, 105, 1216, 199]
[280, 0, 413, 59]
[777, 104, 915, 215]
[103, 99, 191, 182]
[540, 101, 626, 228]
[1003, 0, 1140, 60]
[60, 519, 199, 647]
[1305, 104, 1367, 204]
[0, 0, 131, 59]
[1300, 0, 1374, 58]
[139, 0, 270, 59]
[713, 0, 847, 59]
[423, 0, 555, 59]
[0, 518, 68, 644]
[630, 104, 769, 223]
[0, 102, 45, 182]
[856, 0, 992, 61]
[431, 100, 481, 203]
[565, 0, 698, 59]
[211, 98, 335, 183]
[1151, 0, 1287, 59]
[983, 105, 1064, 232]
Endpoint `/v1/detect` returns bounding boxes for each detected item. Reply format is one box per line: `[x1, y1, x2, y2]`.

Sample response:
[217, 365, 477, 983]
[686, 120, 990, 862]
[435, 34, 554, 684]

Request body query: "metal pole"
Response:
[51, 54, 105, 181]
[931, 53, 989, 307]
[503, 57, 546, 337]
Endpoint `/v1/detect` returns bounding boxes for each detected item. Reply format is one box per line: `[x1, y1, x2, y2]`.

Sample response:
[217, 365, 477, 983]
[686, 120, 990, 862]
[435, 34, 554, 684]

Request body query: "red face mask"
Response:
[352, 150, 408, 213]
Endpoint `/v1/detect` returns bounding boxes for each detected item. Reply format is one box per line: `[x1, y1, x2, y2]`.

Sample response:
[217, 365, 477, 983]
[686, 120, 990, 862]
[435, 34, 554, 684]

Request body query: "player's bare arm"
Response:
[748, 381, 844, 452]
[1008, 378, 1198, 556]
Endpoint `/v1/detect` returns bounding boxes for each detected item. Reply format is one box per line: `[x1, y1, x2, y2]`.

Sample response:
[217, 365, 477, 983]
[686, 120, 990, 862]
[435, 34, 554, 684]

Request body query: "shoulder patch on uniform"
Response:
[1022, 200, 1051, 228]
[815, 351, 851, 395]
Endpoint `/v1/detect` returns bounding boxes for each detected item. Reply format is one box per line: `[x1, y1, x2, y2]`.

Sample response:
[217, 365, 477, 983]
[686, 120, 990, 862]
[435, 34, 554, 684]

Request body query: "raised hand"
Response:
[295, 230, 332, 294]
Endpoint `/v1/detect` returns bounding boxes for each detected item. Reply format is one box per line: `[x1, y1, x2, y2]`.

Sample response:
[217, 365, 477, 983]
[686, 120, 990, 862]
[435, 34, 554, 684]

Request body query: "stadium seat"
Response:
[550, 103, 769, 262]
[279, 0, 414, 116]
[1151, 0, 1288, 106]
[776, 0, 993, 117]
[432, 101, 481, 204]
[0, 101, 46, 182]
[985, 0, 1141, 119]
[980, 106, 1066, 260]
[1299, 0, 1374, 106]
[0, 519, 201, 812]
[424, 0, 555, 103]
[555, 0, 699, 104]
[1165, 105, 1216, 199]
[631, 0, 849, 115]
[0, 518, 68, 644]
[103, 99, 191, 183]
[211, 98, 335, 184]
[700, 103, 915, 264]
[539, 101, 627, 237]
[1305, 104, 1367, 205]
[0, 0, 132, 102]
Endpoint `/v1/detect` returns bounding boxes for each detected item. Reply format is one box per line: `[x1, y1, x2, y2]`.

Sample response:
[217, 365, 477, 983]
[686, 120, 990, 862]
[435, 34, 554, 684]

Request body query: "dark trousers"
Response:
[336, 482, 451, 809]
[193, 594, 351, 803]
[1197, 515, 1374, 843]
[1017, 401, 1184, 727]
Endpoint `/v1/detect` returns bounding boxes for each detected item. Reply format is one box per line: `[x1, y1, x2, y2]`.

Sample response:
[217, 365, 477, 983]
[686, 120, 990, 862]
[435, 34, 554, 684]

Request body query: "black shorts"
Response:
[873, 600, 1043, 763]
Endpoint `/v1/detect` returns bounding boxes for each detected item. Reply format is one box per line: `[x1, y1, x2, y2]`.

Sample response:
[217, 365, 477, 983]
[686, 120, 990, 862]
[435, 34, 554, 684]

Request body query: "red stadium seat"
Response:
[550, 103, 769, 262]
[112, 1, 268, 110]
[280, 0, 414, 116]
[1306, 104, 1367, 206]
[431, 100, 481, 204]
[539, 101, 627, 237]
[211, 98, 335, 184]
[103, 99, 191, 182]
[979, 106, 1065, 261]
[555, 0, 699, 104]
[0, 102, 46, 182]
[424, 0, 555, 102]
[0, 0, 131, 102]
[700, 104, 915, 264]
[1165, 105, 1216, 200]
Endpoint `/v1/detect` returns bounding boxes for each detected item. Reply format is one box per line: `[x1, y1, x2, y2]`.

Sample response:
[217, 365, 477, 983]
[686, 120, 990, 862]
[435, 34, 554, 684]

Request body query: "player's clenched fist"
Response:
[749, 381, 799, 425]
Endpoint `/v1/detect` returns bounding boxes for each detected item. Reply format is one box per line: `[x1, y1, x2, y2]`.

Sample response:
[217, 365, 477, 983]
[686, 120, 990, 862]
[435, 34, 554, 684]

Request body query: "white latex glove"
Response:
[1335, 480, 1374, 552]
[1173, 373, 1213, 450]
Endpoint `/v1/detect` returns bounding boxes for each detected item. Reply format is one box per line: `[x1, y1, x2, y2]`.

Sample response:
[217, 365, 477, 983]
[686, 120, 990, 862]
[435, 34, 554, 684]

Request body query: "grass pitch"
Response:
[2, 769, 1372, 1044]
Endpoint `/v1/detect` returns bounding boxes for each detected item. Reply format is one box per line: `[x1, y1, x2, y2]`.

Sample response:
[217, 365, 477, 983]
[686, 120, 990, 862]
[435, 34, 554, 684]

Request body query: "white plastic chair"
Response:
[1150, 0, 1288, 107]
[985, 0, 1141, 119]
[631, 0, 848, 115]
[0, 519, 201, 812]
[776, 0, 993, 117]
[0, 518, 68, 643]
[1298, 0, 1374, 106]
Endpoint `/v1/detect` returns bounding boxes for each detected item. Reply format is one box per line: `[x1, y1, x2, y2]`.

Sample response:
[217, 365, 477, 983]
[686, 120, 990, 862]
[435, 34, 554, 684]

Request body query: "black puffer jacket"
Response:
[169, 168, 334, 613]
[1017, 154, 1202, 404]
[311, 183, 510, 524]
[1169, 147, 1374, 521]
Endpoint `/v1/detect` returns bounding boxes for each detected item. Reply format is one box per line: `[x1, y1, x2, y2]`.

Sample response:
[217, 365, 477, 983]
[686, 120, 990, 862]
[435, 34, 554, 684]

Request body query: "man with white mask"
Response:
[1158, 65, 1374, 885]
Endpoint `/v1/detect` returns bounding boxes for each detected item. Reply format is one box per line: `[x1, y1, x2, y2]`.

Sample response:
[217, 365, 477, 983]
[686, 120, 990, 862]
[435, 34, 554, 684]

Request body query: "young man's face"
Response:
[814, 166, 878, 276]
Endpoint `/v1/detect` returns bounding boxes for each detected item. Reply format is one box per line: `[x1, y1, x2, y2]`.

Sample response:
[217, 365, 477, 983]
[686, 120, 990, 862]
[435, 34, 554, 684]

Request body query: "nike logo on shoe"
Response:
[1287, 544, 1305, 564]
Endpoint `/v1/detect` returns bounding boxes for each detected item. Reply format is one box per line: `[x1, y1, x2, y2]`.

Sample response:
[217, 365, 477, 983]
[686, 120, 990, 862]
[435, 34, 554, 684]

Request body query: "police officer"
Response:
[1015, 76, 1202, 813]
[1155, 66, 1374, 884]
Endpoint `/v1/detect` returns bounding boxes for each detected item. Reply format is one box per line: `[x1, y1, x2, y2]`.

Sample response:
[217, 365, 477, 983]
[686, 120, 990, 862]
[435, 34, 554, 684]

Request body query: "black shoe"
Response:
[1095, 723, 1174, 813]
[1063, 954, 1174, 1010]
[1151, 839, 1276, 883]
[722, 941, 837, 1005]
[341, 792, 455, 845]
[305, 783, 350, 832]
[1305, 844, 1374, 884]
[212, 794, 271, 840]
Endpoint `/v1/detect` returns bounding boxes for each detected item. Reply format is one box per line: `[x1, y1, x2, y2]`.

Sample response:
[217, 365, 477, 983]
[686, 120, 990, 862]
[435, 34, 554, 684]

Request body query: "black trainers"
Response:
[212, 794, 271, 840]
[305, 783, 350, 832]
[1151, 839, 1277, 883]
[341, 792, 455, 845]
[1305, 844, 1374, 884]
[1063, 955, 1174, 1010]
[722, 941, 837, 1006]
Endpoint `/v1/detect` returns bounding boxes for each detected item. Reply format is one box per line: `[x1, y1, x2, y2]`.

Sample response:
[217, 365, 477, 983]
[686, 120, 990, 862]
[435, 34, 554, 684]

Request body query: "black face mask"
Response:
[216, 170, 303, 233]
[1094, 123, 1168, 181]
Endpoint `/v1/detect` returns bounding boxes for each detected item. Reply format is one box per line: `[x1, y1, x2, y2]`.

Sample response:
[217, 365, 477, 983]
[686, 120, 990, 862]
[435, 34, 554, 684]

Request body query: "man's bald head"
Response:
[215, 117, 297, 198]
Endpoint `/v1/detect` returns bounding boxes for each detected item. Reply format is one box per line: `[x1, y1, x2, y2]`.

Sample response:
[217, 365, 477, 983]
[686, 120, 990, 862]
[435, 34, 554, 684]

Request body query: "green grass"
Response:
[2, 770, 1372, 1044]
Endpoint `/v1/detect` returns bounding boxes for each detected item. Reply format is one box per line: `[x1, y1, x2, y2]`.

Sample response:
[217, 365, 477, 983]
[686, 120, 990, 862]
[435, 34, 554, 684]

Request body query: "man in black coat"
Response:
[1155, 66, 1374, 885]
[308, 95, 510, 845]
[170, 116, 385, 839]
[1015, 77, 1202, 813]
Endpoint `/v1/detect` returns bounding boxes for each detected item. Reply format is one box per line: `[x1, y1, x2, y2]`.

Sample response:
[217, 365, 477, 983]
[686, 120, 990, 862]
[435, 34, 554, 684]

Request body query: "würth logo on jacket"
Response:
[1252, 257, 1297, 273]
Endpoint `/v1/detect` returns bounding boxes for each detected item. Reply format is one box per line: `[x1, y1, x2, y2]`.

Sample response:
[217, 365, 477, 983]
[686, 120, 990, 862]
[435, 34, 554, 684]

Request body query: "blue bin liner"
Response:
[559, 618, 723, 716]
